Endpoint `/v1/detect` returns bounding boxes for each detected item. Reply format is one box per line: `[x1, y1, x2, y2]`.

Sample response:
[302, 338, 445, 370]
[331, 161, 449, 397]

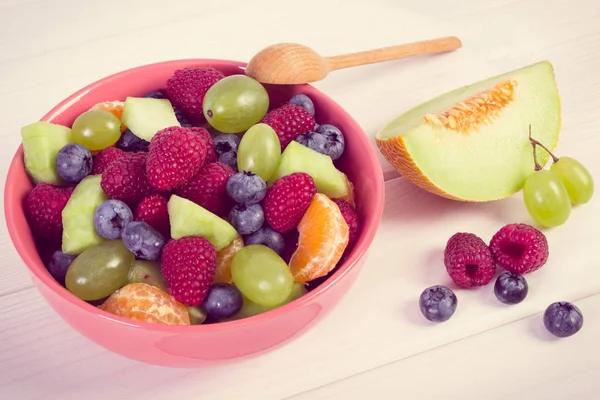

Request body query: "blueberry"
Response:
[226, 171, 267, 204]
[55, 143, 92, 183]
[94, 200, 133, 239]
[316, 124, 345, 160]
[202, 283, 243, 319]
[494, 272, 528, 305]
[244, 226, 285, 255]
[289, 94, 315, 116]
[121, 221, 165, 261]
[214, 134, 240, 158]
[543, 301, 584, 338]
[218, 151, 238, 171]
[47, 251, 77, 286]
[229, 203, 264, 235]
[295, 131, 331, 155]
[116, 129, 150, 152]
[174, 107, 192, 127]
[419, 285, 457, 322]
[143, 89, 167, 99]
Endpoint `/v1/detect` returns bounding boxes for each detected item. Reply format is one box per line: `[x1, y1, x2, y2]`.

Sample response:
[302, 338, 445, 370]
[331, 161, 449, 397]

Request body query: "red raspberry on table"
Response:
[332, 198, 359, 248]
[489, 223, 549, 274]
[101, 152, 154, 207]
[161, 236, 217, 306]
[24, 183, 74, 240]
[133, 194, 170, 238]
[261, 103, 316, 149]
[174, 161, 234, 216]
[146, 127, 207, 191]
[91, 146, 126, 175]
[166, 67, 225, 119]
[444, 232, 496, 288]
[190, 127, 216, 163]
[264, 172, 317, 233]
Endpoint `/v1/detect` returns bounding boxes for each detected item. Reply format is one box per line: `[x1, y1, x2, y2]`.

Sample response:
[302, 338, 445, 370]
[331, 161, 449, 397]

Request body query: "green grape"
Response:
[228, 282, 308, 320]
[237, 123, 281, 181]
[65, 240, 135, 301]
[523, 170, 571, 228]
[71, 109, 121, 151]
[231, 244, 294, 307]
[550, 157, 594, 205]
[187, 306, 207, 325]
[202, 75, 269, 134]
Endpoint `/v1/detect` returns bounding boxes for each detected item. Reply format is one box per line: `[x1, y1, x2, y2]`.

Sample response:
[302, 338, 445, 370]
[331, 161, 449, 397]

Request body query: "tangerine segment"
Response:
[91, 101, 127, 132]
[289, 193, 349, 283]
[100, 282, 190, 326]
[213, 235, 244, 284]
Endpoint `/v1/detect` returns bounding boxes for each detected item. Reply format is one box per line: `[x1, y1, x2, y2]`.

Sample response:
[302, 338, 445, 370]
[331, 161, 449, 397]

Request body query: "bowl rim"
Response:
[4, 58, 385, 333]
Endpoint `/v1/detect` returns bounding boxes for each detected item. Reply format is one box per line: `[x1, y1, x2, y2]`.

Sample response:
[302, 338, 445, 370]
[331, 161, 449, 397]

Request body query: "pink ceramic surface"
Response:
[4, 59, 385, 367]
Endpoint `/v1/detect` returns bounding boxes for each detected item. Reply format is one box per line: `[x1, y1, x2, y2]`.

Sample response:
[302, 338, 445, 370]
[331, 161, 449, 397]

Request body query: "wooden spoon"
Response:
[245, 36, 462, 84]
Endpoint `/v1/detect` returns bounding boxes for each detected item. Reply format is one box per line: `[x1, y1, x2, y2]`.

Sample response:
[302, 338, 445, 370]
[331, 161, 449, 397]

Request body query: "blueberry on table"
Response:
[494, 272, 528, 305]
[419, 285, 457, 322]
[543, 301, 583, 338]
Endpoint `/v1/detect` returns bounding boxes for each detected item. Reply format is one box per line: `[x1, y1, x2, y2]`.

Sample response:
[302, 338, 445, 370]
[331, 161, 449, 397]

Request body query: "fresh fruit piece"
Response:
[289, 193, 349, 282]
[91, 146, 126, 175]
[237, 123, 281, 181]
[47, 251, 77, 286]
[121, 221, 165, 261]
[174, 161, 234, 216]
[228, 282, 307, 320]
[226, 171, 267, 205]
[65, 240, 134, 301]
[115, 129, 149, 152]
[550, 157, 594, 205]
[100, 282, 190, 326]
[91, 101, 126, 131]
[203, 75, 269, 133]
[167, 195, 237, 251]
[166, 66, 225, 119]
[543, 301, 583, 338]
[93, 199, 133, 240]
[71, 109, 122, 151]
[214, 134, 240, 170]
[133, 194, 170, 238]
[142, 90, 192, 127]
[270, 141, 350, 199]
[190, 127, 217, 163]
[443, 232, 495, 288]
[489, 223, 549, 274]
[264, 172, 317, 233]
[146, 126, 207, 191]
[231, 244, 294, 307]
[244, 225, 285, 255]
[229, 203, 264, 235]
[419, 285, 457, 322]
[289, 94, 315, 116]
[21, 121, 72, 185]
[127, 260, 167, 291]
[523, 170, 571, 228]
[62, 175, 108, 254]
[100, 152, 154, 207]
[25, 183, 74, 240]
[213, 236, 244, 284]
[201, 283, 243, 319]
[55, 143, 92, 183]
[494, 272, 528, 305]
[296, 124, 345, 161]
[262, 103, 316, 149]
[161, 236, 217, 306]
[375, 61, 561, 201]
[121, 97, 181, 142]
[187, 306, 207, 325]
[331, 199, 360, 249]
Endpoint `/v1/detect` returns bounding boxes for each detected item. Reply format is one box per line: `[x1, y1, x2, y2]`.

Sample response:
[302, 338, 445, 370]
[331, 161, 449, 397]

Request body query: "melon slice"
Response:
[375, 61, 561, 202]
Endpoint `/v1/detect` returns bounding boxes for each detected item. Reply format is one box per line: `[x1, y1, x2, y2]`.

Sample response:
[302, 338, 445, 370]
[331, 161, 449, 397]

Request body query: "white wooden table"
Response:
[2, 0, 599, 399]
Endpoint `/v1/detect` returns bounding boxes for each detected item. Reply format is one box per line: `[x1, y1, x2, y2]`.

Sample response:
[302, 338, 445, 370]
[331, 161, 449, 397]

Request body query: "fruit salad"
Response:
[21, 67, 361, 326]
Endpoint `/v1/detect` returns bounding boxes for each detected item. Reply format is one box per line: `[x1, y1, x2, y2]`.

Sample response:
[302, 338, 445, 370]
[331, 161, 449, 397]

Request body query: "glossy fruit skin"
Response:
[543, 302, 584, 338]
[237, 123, 281, 181]
[65, 240, 134, 301]
[121, 221, 165, 261]
[419, 285, 457, 322]
[55, 143, 93, 183]
[244, 226, 285, 255]
[226, 171, 267, 205]
[6, 59, 384, 367]
[94, 200, 133, 239]
[228, 203, 264, 235]
[47, 251, 77, 286]
[202, 283, 243, 319]
[289, 94, 315, 116]
[523, 170, 571, 228]
[71, 109, 122, 151]
[494, 272, 528, 304]
[550, 157, 594, 205]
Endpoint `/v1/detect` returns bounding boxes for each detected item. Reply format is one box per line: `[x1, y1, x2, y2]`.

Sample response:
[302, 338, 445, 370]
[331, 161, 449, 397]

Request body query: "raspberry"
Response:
[264, 172, 317, 233]
[146, 127, 207, 191]
[332, 198, 359, 248]
[262, 103, 316, 149]
[133, 194, 170, 238]
[166, 67, 225, 119]
[101, 152, 154, 207]
[91, 146, 126, 175]
[444, 232, 496, 288]
[190, 127, 216, 163]
[174, 162, 234, 216]
[489, 223, 549, 274]
[24, 183, 74, 240]
[161, 236, 217, 306]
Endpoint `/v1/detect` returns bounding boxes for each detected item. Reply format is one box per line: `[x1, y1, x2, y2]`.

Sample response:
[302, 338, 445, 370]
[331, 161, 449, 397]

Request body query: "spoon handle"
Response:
[326, 36, 462, 71]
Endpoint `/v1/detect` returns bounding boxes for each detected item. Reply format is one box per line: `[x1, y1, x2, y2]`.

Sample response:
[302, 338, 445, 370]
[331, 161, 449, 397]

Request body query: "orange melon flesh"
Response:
[375, 61, 561, 202]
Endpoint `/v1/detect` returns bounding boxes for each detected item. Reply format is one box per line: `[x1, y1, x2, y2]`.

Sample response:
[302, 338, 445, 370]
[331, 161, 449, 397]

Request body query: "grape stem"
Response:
[528, 124, 560, 170]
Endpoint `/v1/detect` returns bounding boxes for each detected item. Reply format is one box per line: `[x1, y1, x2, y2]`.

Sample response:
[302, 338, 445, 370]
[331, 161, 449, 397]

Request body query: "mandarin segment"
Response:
[213, 235, 245, 284]
[91, 101, 127, 132]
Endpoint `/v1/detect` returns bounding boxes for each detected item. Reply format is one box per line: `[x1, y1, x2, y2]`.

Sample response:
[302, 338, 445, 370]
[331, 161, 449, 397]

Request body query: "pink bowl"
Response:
[4, 59, 385, 367]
